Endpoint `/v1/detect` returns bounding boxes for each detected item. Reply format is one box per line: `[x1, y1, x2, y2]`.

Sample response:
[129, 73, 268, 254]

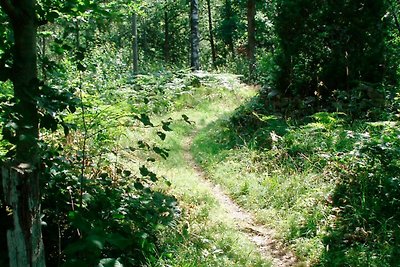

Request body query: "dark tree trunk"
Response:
[164, 4, 170, 62]
[190, 0, 200, 70]
[0, 0, 45, 266]
[247, 0, 256, 78]
[206, 0, 216, 67]
[224, 0, 235, 57]
[132, 13, 139, 74]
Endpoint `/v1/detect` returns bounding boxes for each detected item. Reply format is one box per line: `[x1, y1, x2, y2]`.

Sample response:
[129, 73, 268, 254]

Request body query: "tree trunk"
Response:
[0, 0, 45, 266]
[132, 13, 139, 74]
[190, 0, 200, 71]
[206, 0, 216, 67]
[224, 0, 235, 58]
[247, 0, 256, 78]
[164, 7, 170, 62]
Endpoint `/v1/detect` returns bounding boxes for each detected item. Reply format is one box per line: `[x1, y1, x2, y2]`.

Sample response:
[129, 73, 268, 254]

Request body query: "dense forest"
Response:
[1, 0, 400, 266]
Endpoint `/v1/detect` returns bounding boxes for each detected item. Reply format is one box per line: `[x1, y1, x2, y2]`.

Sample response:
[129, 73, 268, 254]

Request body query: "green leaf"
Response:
[134, 181, 144, 190]
[76, 51, 85, 61]
[153, 146, 169, 159]
[162, 121, 173, 131]
[149, 173, 157, 182]
[77, 62, 86, 71]
[157, 131, 166, 141]
[138, 140, 150, 149]
[135, 114, 153, 127]
[47, 11, 60, 22]
[139, 165, 149, 176]
[62, 123, 70, 136]
[87, 234, 104, 250]
[112, 213, 125, 220]
[99, 173, 108, 179]
[182, 114, 192, 124]
[122, 170, 131, 177]
[98, 258, 124, 267]
[107, 233, 132, 249]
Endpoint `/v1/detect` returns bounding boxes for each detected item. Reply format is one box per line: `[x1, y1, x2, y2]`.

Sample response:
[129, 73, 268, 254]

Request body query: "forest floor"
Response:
[183, 134, 298, 267]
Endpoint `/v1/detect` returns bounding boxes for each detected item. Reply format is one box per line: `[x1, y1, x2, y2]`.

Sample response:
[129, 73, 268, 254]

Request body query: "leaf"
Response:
[76, 50, 85, 61]
[122, 170, 131, 177]
[112, 213, 125, 220]
[162, 121, 173, 131]
[99, 173, 108, 179]
[47, 11, 60, 23]
[107, 233, 132, 249]
[77, 62, 86, 71]
[87, 234, 104, 250]
[149, 172, 157, 182]
[134, 181, 144, 190]
[135, 114, 153, 127]
[62, 123, 70, 136]
[139, 165, 149, 176]
[138, 140, 150, 149]
[157, 131, 166, 141]
[98, 258, 124, 267]
[153, 146, 169, 159]
[182, 114, 192, 124]
[40, 114, 58, 132]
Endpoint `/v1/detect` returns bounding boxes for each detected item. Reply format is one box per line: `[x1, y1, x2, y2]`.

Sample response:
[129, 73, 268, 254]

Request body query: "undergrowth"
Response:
[119, 74, 270, 266]
[192, 95, 400, 266]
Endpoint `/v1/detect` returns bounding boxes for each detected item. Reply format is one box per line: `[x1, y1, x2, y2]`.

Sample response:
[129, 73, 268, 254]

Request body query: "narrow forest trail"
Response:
[182, 134, 299, 267]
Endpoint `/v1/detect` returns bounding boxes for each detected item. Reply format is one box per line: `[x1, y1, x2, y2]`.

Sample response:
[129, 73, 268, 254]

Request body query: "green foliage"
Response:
[319, 123, 400, 266]
[192, 100, 400, 265]
[37, 49, 201, 266]
[267, 0, 394, 116]
[42, 162, 179, 266]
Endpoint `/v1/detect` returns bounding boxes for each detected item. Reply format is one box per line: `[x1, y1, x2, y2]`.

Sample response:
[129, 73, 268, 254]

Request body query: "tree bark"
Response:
[190, 0, 200, 71]
[164, 4, 170, 62]
[206, 0, 216, 67]
[247, 0, 256, 78]
[132, 13, 139, 74]
[224, 0, 235, 57]
[0, 0, 45, 266]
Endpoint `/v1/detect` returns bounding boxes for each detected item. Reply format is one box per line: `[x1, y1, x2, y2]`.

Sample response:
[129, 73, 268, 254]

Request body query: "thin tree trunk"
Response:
[190, 0, 200, 71]
[164, 0, 169, 62]
[224, 0, 235, 57]
[0, 0, 45, 266]
[206, 0, 216, 67]
[132, 13, 139, 74]
[247, 0, 256, 78]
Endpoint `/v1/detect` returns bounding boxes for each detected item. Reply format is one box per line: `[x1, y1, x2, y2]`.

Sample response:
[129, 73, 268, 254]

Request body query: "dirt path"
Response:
[183, 136, 300, 267]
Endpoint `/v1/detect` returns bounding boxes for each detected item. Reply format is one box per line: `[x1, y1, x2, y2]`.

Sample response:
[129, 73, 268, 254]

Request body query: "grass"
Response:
[152, 84, 271, 267]
[122, 78, 271, 266]
[120, 72, 400, 266]
[191, 103, 400, 266]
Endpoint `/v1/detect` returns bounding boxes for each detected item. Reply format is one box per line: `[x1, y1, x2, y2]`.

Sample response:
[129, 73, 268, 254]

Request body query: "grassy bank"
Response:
[192, 98, 400, 266]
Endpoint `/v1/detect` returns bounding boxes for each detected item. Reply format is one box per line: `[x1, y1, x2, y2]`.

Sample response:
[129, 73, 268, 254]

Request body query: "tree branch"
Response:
[0, 0, 18, 20]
